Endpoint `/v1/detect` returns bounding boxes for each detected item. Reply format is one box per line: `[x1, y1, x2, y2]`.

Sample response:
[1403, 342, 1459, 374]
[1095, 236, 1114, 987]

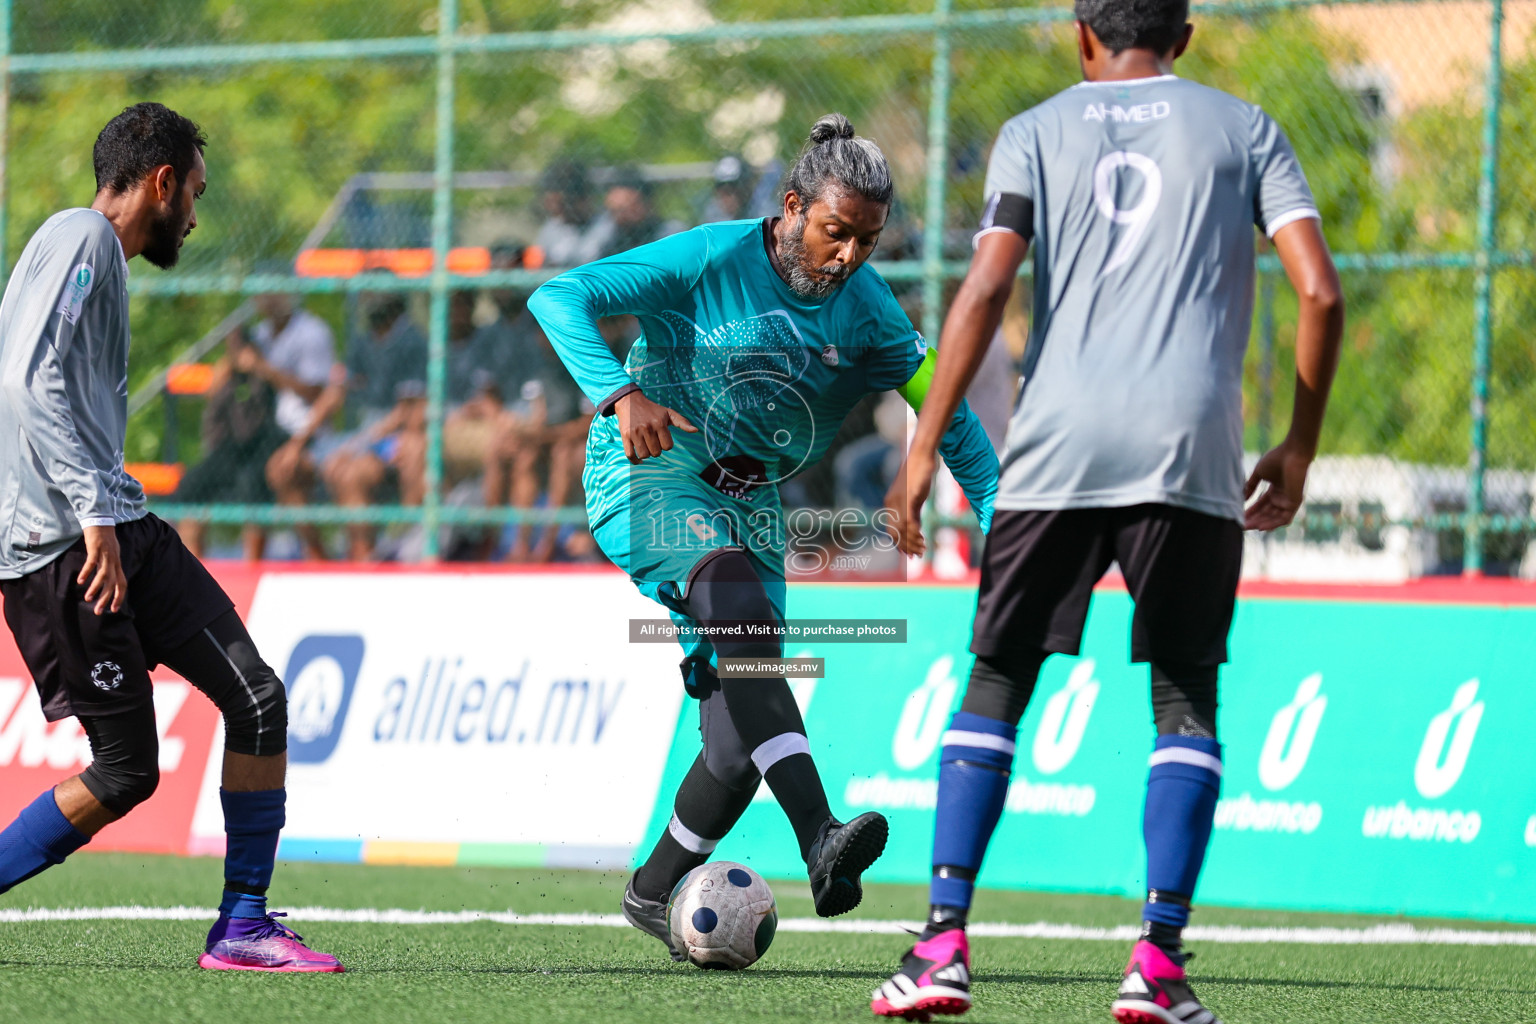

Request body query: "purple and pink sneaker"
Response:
[1111, 939, 1221, 1024]
[198, 912, 345, 973]
[871, 927, 971, 1020]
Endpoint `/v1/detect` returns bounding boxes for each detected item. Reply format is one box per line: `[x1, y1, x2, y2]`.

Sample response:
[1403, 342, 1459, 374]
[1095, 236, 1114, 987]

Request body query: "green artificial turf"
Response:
[1, 853, 1532, 1023]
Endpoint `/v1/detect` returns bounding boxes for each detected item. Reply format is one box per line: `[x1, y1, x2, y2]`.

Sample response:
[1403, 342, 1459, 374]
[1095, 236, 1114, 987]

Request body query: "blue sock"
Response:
[929, 712, 1017, 916]
[1142, 735, 1222, 932]
[0, 790, 90, 895]
[219, 788, 285, 919]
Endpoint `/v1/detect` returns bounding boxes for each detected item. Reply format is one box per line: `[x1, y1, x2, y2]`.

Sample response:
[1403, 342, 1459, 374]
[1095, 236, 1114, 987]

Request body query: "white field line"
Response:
[2, 906, 1535, 946]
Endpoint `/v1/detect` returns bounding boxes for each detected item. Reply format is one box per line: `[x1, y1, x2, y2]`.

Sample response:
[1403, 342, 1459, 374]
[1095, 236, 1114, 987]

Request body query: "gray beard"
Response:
[778, 218, 850, 300]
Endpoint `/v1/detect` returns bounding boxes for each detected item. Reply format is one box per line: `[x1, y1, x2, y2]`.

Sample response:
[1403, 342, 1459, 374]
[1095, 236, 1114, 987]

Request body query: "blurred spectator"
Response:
[701, 154, 753, 223]
[174, 327, 287, 560]
[535, 158, 614, 267]
[833, 392, 909, 510]
[602, 165, 685, 253]
[251, 286, 338, 560]
[396, 290, 519, 500]
[322, 294, 429, 560]
[480, 312, 594, 562]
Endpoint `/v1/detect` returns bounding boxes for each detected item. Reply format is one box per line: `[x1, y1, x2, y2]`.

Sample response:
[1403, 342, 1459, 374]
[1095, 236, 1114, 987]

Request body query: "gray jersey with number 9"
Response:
[983, 75, 1318, 524]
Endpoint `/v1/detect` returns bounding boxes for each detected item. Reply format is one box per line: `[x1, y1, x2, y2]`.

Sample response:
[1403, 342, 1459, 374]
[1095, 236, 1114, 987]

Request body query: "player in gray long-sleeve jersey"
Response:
[0, 103, 341, 973]
[872, 1, 1343, 1022]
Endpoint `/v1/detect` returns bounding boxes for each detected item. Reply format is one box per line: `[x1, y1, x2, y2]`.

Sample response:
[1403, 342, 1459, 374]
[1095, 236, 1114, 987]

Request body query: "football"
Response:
[666, 861, 778, 970]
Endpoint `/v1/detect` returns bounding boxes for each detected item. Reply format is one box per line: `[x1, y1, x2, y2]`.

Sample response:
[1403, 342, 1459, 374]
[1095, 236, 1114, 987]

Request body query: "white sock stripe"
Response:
[667, 814, 720, 855]
[1149, 747, 1224, 776]
[751, 732, 811, 774]
[941, 730, 1016, 756]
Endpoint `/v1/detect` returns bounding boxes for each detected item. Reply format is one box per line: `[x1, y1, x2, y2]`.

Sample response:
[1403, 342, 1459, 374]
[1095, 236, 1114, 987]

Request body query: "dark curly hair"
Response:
[1074, 0, 1189, 54]
[93, 102, 206, 194]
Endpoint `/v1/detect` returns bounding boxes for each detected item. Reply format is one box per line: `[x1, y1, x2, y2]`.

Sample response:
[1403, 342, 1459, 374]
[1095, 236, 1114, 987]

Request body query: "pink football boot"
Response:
[198, 912, 344, 973]
[1111, 940, 1221, 1024]
[871, 927, 971, 1020]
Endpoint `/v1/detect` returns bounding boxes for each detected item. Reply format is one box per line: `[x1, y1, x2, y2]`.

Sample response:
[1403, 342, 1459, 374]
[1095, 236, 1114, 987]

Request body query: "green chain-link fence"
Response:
[0, 0, 1528, 574]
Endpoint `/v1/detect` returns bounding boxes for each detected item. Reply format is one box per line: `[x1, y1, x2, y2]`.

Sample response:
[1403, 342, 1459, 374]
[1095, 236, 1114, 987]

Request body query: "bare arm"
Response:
[883, 230, 1028, 556]
[1244, 218, 1345, 531]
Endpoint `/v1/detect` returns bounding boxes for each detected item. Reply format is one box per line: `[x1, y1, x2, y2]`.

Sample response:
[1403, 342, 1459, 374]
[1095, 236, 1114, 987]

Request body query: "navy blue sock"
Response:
[220, 788, 285, 919]
[1141, 735, 1222, 939]
[927, 712, 1016, 932]
[0, 790, 90, 895]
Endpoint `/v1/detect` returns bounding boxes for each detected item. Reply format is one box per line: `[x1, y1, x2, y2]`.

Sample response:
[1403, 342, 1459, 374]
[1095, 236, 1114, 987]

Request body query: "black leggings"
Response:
[960, 646, 1218, 737]
[682, 551, 807, 756]
[79, 610, 286, 815]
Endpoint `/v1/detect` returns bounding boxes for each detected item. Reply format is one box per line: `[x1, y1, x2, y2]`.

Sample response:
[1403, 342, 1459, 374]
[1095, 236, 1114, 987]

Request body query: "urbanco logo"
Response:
[891, 655, 959, 770]
[1414, 679, 1484, 800]
[284, 635, 366, 765]
[1032, 660, 1099, 775]
[1258, 673, 1327, 792]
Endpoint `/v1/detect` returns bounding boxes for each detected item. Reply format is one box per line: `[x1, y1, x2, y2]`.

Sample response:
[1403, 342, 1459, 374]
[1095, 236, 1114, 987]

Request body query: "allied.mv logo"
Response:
[90, 660, 123, 691]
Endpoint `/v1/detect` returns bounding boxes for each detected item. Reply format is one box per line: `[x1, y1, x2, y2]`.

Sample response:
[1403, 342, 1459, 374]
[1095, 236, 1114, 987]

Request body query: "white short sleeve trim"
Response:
[972, 225, 1023, 250]
[77, 516, 115, 528]
[1265, 207, 1321, 238]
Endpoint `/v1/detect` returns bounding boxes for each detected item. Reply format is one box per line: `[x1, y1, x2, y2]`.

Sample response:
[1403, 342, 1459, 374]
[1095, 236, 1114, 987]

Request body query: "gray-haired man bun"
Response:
[0, 102, 342, 973]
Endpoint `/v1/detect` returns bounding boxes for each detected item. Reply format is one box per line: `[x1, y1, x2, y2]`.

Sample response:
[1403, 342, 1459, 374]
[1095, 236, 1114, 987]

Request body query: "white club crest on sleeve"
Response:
[57, 262, 95, 324]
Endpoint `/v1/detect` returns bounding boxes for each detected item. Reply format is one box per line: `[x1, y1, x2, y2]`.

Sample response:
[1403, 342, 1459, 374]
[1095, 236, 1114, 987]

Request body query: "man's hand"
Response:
[884, 445, 938, 557]
[1244, 438, 1314, 532]
[78, 524, 127, 615]
[615, 390, 697, 464]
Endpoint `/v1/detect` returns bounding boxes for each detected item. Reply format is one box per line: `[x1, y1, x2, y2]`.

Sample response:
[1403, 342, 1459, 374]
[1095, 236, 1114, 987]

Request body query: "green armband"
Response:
[897, 346, 938, 411]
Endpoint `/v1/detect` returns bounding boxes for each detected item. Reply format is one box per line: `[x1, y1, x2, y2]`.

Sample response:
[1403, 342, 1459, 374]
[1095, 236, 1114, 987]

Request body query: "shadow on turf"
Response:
[5, 957, 1533, 999]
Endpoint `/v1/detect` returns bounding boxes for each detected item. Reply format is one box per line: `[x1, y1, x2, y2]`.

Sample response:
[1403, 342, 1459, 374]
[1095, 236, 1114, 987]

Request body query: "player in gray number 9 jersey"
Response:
[980, 55, 1319, 521]
[874, 1, 1344, 1022]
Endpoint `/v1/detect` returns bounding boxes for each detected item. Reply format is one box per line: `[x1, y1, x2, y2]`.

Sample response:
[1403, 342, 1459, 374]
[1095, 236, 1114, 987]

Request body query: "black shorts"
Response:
[970, 504, 1243, 667]
[0, 513, 236, 721]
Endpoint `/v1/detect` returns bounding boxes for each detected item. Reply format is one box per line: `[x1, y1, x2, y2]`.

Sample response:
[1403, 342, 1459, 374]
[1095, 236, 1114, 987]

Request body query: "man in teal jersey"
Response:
[530, 114, 998, 954]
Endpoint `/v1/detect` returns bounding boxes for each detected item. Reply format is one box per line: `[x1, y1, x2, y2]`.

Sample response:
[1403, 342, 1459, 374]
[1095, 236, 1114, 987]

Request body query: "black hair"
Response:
[92, 102, 206, 195]
[367, 294, 408, 333]
[540, 157, 590, 199]
[1073, 0, 1190, 54]
[781, 113, 894, 209]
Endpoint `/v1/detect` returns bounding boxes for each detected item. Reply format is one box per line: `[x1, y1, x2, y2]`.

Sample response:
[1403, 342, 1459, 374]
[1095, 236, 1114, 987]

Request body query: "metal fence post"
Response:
[1466, 0, 1503, 576]
[921, 0, 952, 346]
[423, 0, 458, 562]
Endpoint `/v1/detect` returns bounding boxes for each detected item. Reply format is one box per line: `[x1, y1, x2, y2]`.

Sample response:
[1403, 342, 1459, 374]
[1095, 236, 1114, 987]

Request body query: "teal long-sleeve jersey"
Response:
[529, 218, 997, 536]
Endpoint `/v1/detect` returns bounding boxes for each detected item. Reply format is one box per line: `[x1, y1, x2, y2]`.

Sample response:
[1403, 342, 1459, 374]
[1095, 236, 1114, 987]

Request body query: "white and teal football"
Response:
[666, 861, 778, 969]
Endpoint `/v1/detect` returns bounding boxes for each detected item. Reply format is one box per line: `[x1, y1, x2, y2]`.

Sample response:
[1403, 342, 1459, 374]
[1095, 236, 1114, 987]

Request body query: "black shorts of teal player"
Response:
[530, 217, 997, 927]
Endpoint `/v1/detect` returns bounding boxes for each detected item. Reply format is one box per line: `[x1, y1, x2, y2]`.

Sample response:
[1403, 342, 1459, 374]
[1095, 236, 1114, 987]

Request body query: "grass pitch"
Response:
[1, 853, 1532, 1023]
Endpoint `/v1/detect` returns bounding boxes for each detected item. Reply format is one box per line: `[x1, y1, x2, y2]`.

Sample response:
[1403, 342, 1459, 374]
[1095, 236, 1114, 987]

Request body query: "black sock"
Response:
[760, 752, 833, 859]
[633, 754, 757, 902]
[921, 903, 968, 941]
